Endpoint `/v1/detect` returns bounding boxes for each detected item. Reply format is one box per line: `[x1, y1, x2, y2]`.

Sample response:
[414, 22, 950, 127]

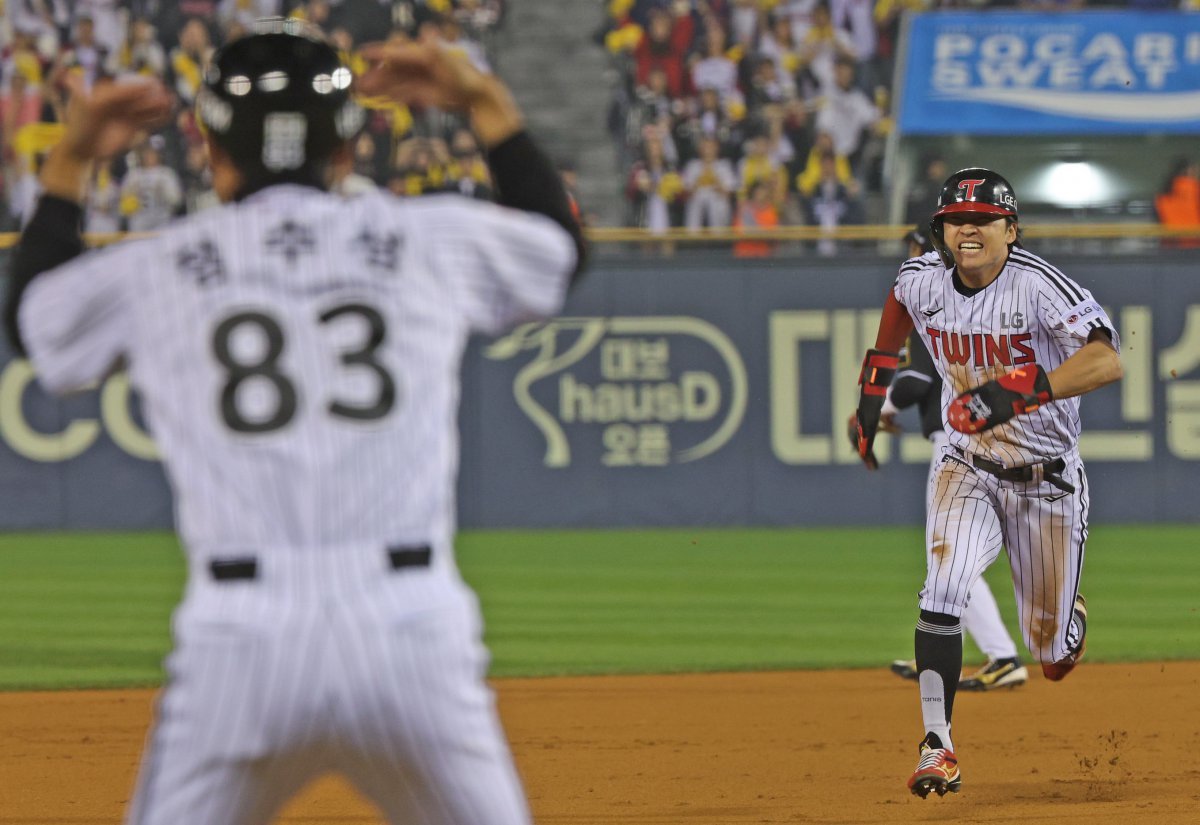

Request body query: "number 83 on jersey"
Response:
[212, 301, 398, 435]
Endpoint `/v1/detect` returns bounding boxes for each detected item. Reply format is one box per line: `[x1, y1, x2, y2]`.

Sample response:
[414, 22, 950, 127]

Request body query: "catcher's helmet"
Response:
[929, 167, 1018, 267]
[196, 18, 365, 196]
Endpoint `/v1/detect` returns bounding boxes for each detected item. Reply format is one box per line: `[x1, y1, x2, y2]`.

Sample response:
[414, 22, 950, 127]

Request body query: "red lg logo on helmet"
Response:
[958, 179, 986, 201]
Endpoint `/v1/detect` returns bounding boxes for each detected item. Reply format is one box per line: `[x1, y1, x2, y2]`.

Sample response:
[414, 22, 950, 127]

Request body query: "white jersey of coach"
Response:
[21, 187, 574, 581]
[894, 247, 1119, 466]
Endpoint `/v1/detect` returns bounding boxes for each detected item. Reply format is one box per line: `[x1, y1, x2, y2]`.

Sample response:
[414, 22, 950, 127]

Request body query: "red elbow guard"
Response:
[859, 349, 900, 396]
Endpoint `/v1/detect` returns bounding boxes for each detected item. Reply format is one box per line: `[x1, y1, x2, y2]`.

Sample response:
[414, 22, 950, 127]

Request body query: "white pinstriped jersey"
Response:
[893, 247, 1119, 467]
[21, 185, 575, 560]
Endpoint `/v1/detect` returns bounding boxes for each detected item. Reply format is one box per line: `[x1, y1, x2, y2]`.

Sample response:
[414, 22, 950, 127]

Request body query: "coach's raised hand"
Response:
[357, 34, 523, 147]
[41, 74, 174, 203]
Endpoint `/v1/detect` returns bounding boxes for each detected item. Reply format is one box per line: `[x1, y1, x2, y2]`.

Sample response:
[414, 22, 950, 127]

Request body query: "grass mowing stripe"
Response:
[0, 526, 1197, 689]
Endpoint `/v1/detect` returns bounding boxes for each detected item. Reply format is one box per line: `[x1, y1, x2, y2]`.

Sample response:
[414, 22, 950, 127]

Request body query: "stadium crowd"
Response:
[599, 0, 1200, 250]
[2, 0, 1197, 242]
[0, 0, 509, 232]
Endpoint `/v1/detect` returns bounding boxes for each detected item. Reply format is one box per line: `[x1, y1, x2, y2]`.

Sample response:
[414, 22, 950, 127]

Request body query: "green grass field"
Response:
[1, 526, 1197, 690]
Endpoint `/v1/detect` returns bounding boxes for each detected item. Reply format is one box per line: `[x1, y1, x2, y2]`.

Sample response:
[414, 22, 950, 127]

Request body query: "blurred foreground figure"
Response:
[5, 19, 584, 825]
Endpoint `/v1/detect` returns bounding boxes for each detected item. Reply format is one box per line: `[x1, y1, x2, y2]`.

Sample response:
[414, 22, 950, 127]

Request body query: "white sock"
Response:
[918, 670, 954, 752]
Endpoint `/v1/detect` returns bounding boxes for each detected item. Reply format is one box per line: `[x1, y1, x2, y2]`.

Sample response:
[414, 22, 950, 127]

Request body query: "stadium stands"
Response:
[0, 0, 506, 232]
[0, 0, 1195, 242]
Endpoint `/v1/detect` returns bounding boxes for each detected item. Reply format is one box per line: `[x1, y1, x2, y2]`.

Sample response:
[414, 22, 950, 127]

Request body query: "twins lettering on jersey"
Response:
[923, 327, 1035, 369]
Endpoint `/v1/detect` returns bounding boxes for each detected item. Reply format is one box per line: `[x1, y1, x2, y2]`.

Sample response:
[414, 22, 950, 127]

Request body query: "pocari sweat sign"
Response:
[899, 11, 1200, 135]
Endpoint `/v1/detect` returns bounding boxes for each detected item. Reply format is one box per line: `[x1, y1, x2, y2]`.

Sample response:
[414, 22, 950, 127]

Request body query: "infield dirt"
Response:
[3, 662, 1197, 824]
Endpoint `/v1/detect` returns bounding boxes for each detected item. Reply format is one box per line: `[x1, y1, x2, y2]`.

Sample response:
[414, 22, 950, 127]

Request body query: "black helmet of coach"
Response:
[196, 18, 365, 196]
[928, 167, 1019, 267]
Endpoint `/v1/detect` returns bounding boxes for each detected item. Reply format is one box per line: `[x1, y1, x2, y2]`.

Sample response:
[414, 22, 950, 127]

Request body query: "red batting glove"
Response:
[947, 365, 1054, 434]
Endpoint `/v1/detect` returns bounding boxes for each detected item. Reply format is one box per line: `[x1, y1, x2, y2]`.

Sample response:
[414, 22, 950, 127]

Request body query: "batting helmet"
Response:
[196, 18, 365, 196]
[903, 226, 933, 255]
[929, 167, 1018, 267]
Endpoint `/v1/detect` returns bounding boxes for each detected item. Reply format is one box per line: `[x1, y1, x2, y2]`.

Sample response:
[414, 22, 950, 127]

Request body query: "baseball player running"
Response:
[885, 228, 1028, 694]
[851, 169, 1122, 798]
[5, 20, 584, 825]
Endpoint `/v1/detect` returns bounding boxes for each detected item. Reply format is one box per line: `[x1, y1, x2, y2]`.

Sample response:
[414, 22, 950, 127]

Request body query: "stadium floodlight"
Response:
[1039, 160, 1110, 207]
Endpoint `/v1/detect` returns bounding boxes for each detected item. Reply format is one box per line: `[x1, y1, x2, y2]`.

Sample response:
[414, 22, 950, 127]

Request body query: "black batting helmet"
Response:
[903, 225, 933, 255]
[929, 167, 1018, 267]
[196, 18, 365, 196]
[933, 167, 1018, 220]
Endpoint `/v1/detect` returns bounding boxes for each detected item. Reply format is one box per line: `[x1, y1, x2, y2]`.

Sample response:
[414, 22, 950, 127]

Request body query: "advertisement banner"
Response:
[2, 256, 1198, 529]
[898, 11, 1200, 135]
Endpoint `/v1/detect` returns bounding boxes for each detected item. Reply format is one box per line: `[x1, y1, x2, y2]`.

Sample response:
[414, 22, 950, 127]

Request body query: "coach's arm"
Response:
[3, 77, 173, 356]
[358, 39, 587, 282]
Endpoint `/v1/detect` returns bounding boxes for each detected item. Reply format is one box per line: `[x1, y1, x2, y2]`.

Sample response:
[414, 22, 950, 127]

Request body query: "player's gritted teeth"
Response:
[957, 241, 984, 261]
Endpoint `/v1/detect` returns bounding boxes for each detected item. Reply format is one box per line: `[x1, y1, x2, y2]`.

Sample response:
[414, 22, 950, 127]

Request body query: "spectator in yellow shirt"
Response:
[683, 134, 737, 230]
[794, 130, 852, 196]
[169, 18, 213, 105]
[738, 130, 787, 205]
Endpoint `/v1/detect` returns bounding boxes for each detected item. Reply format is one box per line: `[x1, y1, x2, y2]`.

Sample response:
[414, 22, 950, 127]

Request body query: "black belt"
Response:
[209, 544, 432, 582]
[951, 447, 1075, 494]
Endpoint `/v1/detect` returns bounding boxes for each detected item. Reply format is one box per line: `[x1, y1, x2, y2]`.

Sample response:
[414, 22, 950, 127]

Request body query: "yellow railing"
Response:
[0, 231, 153, 249]
[584, 223, 1200, 243]
[3, 223, 1200, 250]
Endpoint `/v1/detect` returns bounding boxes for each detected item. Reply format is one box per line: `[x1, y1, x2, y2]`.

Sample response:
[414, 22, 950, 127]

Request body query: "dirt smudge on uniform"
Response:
[947, 364, 972, 396]
[1029, 512, 1070, 661]
[1030, 611, 1058, 660]
[982, 364, 1009, 382]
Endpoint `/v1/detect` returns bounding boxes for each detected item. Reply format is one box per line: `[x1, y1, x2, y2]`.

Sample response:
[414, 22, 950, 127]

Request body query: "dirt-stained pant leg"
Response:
[920, 451, 1006, 618]
[925, 435, 1019, 659]
[961, 576, 1019, 660]
[998, 455, 1089, 665]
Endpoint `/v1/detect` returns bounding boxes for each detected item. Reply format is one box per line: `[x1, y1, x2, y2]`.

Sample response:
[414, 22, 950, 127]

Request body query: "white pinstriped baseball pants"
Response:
[920, 445, 1089, 665]
[926, 432, 1018, 661]
[125, 547, 531, 825]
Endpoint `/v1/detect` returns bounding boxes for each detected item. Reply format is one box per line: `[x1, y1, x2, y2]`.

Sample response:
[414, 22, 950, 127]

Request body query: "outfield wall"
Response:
[2, 253, 1197, 528]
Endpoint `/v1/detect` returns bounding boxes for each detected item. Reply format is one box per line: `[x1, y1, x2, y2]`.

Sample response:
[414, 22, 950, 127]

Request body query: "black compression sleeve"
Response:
[890, 333, 937, 409]
[890, 372, 932, 409]
[486, 131, 587, 283]
[4, 195, 86, 356]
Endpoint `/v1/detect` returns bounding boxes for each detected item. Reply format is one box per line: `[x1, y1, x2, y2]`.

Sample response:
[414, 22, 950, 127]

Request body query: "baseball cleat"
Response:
[890, 659, 918, 680]
[959, 657, 1028, 691]
[1043, 594, 1087, 682]
[907, 733, 961, 798]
